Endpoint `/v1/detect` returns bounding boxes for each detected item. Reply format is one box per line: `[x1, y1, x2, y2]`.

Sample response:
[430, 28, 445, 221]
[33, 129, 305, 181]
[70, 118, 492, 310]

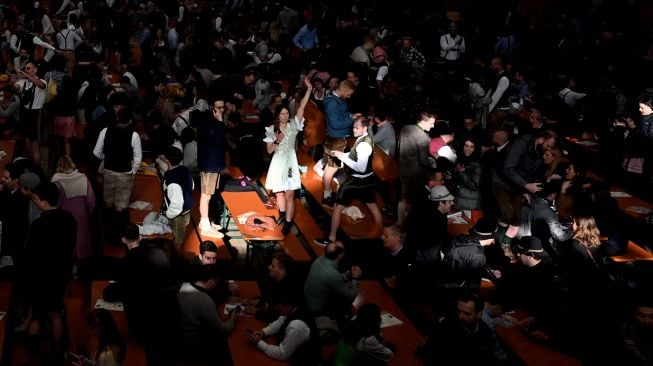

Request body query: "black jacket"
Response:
[441, 234, 486, 290]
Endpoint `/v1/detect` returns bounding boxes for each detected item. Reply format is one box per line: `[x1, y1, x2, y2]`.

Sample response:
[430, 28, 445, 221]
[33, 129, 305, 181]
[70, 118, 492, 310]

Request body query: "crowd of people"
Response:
[0, 0, 652, 365]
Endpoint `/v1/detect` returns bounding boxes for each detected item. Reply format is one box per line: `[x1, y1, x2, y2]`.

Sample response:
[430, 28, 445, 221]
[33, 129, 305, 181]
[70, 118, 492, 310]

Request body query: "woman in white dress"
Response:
[264, 77, 312, 235]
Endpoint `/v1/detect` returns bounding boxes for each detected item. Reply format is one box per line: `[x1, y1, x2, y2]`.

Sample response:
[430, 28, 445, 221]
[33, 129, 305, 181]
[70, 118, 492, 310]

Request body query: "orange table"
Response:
[0, 140, 15, 175]
[355, 281, 425, 366]
[611, 241, 653, 262]
[221, 281, 287, 365]
[129, 173, 163, 225]
[0, 282, 11, 360]
[495, 309, 581, 366]
[91, 281, 146, 366]
[585, 171, 653, 222]
[221, 191, 283, 266]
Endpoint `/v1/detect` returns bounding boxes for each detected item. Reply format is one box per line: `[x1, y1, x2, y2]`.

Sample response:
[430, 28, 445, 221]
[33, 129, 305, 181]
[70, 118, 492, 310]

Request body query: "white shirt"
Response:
[15, 79, 46, 109]
[56, 28, 82, 50]
[257, 316, 311, 361]
[488, 75, 510, 112]
[440, 33, 465, 61]
[93, 127, 143, 174]
[163, 167, 194, 218]
[340, 133, 374, 177]
[558, 87, 586, 107]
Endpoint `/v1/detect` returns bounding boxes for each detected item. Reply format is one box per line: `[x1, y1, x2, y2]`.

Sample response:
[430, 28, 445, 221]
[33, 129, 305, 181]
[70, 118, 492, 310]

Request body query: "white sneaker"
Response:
[201, 225, 224, 239]
[210, 222, 223, 231]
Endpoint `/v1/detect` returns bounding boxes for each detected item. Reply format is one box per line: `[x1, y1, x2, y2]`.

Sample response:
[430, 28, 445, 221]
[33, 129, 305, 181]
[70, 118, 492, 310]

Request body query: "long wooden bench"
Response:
[296, 146, 383, 240]
[611, 241, 653, 263]
[292, 198, 325, 257]
[496, 309, 582, 366]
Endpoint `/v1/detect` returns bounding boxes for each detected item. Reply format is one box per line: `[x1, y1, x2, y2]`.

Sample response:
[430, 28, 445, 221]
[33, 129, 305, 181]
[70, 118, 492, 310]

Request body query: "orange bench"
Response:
[611, 241, 653, 263]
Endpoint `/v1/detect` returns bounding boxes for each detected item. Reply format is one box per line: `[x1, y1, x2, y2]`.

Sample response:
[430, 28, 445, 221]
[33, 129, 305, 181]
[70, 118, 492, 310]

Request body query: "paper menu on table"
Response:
[610, 191, 632, 198]
[627, 206, 653, 214]
[447, 212, 468, 225]
[128, 201, 153, 210]
[94, 299, 124, 312]
[380, 312, 404, 328]
[237, 211, 258, 224]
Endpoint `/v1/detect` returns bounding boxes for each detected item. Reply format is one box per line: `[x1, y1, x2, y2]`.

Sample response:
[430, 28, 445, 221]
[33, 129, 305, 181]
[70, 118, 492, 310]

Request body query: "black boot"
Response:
[282, 221, 293, 236]
[276, 211, 286, 226]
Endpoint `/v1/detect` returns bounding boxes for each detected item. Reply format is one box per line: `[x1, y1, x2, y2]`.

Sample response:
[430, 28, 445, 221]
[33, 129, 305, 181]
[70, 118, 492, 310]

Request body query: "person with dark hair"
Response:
[333, 302, 394, 365]
[75, 308, 127, 365]
[119, 224, 178, 364]
[397, 111, 437, 226]
[637, 94, 653, 140]
[196, 100, 227, 238]
[193, 240, 219, 266]
[21, 182, 76, 364]
[493, 129, 557, 260]
[371, 105, 396, 157]
[263, 77, 312, 235]
[304, 241, 361, 320]
[454, 136, 482, 218]
[418, 292, 496, 365]
[177, 264, 236, 365]
[161, 145, 194, 253]
[516, 179, 572, 254]
[93, 107, 142, 243]
[245, 253, 303, 321]
[622, 297, 653, 365]
[246, 293, 321, 365]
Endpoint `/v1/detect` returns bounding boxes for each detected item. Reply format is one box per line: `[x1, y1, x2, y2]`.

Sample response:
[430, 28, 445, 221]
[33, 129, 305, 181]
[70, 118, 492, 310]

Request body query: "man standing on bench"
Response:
[197, 99, 227, 238]
[315, 117, 382, 245]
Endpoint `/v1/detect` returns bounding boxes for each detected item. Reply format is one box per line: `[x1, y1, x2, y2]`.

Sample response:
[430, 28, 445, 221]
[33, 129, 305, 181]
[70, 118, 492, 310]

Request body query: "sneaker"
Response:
[210, 222, 223, 231]
[314, 236, 332, 246]
[201, 225, 224, 239]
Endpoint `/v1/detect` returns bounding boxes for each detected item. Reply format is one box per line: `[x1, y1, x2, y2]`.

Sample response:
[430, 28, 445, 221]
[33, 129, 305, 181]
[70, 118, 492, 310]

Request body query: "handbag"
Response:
[45, 77, 58, 103]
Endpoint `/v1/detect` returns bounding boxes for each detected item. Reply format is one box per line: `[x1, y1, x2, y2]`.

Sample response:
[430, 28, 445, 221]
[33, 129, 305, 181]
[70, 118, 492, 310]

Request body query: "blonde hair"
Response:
[56, 156, 77, 174]
[572, 216, 601, 248]
[337, 80, 355, 93]
[544, 147, 562, 180]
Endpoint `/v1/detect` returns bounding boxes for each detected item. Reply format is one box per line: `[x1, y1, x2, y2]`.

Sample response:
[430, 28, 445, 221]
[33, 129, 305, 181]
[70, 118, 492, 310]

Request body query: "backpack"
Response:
[223, 176, 269, 204]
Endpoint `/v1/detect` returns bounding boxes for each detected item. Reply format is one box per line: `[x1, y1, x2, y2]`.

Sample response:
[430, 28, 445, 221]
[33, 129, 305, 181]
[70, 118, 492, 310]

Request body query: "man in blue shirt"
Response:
[321, 80, 359, 206]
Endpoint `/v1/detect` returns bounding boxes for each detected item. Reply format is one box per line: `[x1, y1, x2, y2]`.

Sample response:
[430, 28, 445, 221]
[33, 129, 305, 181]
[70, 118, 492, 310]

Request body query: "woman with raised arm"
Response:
[263, 77, 313, 235]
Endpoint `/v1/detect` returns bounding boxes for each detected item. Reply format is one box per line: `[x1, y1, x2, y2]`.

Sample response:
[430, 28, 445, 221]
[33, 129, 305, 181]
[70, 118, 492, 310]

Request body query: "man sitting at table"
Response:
[178, 264, 237, 365]
[246, 293, 321, 365]
[186, 240, 240, 303]
[418, 292, 497, 364]
[304, 241, 361, 323]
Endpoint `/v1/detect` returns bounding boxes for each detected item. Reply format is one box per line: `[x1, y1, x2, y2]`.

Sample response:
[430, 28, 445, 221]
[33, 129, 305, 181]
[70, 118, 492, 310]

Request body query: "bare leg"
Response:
[366, 203, 383, 228]
[49, 311, 64, 354]
[284, 190, 295, 221]
[199, 193, 211, 224]
[322, 165, 338, 197]
[276, 191, 286, 213]
[328, 204, 345, 241]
